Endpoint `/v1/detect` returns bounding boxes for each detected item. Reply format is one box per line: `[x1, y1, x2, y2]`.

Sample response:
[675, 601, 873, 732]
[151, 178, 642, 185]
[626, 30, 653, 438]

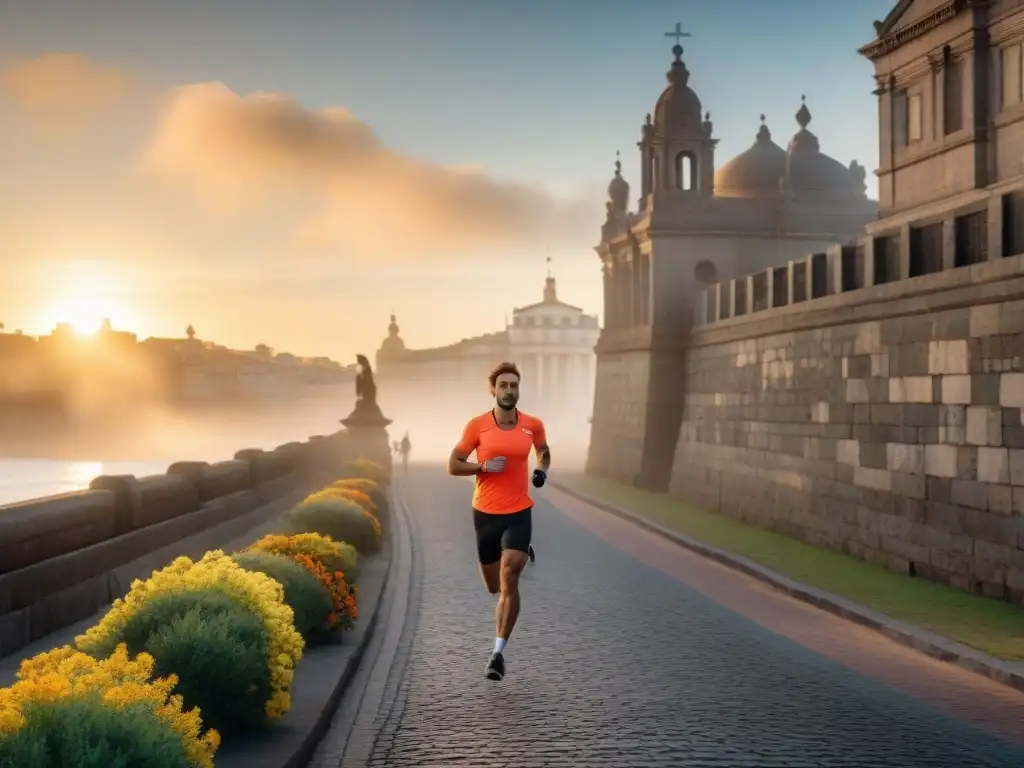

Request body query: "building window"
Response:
[674, 151, 696, 191]
[1003, 44, 1022, 109]
[955, 210, 988, 267]
[908, 93, 923, 142]
[944, 56, 963, 134]
[894, 87, 922, 147]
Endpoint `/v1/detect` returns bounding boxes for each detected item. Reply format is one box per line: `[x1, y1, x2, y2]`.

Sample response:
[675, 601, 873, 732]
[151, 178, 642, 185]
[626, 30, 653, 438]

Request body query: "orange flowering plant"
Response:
[247, 533, 359, 583]
[292, 554, 358, 632]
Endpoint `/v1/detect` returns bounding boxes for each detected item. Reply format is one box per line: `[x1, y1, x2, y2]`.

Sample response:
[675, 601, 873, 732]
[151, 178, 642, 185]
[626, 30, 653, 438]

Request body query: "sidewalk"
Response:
[550, 473, 1024, 694]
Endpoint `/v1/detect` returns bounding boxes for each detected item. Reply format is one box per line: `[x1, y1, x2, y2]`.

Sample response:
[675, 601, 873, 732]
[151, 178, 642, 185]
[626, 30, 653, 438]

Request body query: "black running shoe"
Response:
[528, 545, 536, 564]
[485, 652, 505, 681]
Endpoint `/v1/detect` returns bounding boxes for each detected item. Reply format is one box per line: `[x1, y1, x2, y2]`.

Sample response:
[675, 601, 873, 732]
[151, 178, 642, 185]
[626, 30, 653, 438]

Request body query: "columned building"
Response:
[375, 275, 600, 431]
[588, 38, 878, 489]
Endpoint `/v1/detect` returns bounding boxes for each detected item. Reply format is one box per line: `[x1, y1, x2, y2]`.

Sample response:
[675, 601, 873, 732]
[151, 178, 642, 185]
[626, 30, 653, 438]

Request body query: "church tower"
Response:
[638, 36, 718, 203]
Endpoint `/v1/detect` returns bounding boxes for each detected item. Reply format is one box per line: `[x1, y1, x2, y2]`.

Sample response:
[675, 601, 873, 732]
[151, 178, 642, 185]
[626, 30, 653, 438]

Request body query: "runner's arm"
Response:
[448, 420, 482, 476]
[533, 421, 551, 472]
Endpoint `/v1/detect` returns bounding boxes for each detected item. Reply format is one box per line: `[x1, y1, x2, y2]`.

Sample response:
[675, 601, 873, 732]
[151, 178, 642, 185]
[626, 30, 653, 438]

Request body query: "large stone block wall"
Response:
[586, 342, 651, 484]
[0, 429, 371, 656]
[672, 257, 1024, 604]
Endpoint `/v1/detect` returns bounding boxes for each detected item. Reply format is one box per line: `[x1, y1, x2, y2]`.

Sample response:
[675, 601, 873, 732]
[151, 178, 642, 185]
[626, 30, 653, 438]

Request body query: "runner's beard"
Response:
[497, 393, 518, 410]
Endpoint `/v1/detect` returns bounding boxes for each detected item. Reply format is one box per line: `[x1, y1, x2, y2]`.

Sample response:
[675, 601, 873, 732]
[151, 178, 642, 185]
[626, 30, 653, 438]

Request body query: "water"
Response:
[0, 459, 169, 505]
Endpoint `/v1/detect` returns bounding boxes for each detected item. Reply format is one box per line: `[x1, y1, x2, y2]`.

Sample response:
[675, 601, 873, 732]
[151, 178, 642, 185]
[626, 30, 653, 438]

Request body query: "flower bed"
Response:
[0, 457, 390, 765]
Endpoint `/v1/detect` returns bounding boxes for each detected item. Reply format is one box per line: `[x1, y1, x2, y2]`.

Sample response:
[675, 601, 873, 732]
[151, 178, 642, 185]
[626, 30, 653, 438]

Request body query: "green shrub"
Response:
[332, 540, 361, 582]
[0, 694, 194, 768]
[281, 498, 381, 555]
[95, 589, 272, 736]
[231, 551, 333, 639]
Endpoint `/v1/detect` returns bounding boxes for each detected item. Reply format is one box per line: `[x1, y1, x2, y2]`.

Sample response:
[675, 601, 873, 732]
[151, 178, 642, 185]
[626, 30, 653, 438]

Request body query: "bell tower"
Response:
[638, 26, 718, 203]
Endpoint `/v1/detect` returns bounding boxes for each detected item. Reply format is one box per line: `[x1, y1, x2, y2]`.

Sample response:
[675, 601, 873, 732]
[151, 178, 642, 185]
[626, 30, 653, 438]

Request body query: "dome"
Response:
[653, 45, 703, 135]
[783, 97, 867, 202]
[607, 152, 630, 212]
[714, 116, 786, 198]
[380, 313, 405, 354]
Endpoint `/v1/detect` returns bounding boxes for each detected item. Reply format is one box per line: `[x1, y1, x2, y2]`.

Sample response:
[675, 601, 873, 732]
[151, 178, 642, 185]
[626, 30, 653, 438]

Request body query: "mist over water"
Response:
[0, 395, 359, 505]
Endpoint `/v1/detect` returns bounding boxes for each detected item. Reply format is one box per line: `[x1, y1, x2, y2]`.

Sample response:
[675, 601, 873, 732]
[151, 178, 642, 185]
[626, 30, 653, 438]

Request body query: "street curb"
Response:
[214, 484, 398, 768]
[549, 479, 1024, 696]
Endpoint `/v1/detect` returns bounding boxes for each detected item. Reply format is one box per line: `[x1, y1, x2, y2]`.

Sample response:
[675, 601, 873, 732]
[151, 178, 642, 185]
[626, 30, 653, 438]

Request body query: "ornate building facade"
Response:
[588, 38, 880, 489]
[858, 0, 1024, 272]
[375, 275, 600, 430]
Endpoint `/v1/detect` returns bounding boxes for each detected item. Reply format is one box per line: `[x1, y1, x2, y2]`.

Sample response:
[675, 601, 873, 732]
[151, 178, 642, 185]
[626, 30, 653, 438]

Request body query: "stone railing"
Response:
[694, 237, 1024, 330]
[0, 430, 361, 657]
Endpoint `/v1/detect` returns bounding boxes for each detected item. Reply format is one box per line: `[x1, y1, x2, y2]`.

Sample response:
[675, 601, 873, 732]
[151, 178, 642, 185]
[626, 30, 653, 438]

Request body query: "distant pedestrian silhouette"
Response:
[400, 433, 411, 475]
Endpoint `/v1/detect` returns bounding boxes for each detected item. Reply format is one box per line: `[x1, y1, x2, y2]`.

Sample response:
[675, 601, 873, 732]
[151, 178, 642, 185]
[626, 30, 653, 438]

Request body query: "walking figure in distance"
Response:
[399, 432, 411, 475]
[447, 361, 547, 681]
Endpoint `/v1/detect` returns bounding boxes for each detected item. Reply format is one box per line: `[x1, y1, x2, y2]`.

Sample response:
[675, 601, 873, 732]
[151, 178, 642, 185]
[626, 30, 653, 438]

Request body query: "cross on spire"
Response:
[664, 22, 691, 45]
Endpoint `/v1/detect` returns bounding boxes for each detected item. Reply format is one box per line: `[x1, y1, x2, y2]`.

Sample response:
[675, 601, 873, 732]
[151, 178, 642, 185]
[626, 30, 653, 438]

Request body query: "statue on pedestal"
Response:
[354, 354, 378, 412]
[342, 353, 391, 429]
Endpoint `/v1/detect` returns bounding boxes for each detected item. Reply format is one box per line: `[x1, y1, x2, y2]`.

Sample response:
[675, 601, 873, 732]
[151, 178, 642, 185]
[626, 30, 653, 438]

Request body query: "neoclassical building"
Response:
[375, 274, 600, 428]
[588, 40, 879, 489]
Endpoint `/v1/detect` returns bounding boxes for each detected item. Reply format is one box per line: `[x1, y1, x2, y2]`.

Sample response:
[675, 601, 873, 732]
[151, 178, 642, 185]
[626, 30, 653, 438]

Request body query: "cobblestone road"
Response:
[313, 466, 1024, 768]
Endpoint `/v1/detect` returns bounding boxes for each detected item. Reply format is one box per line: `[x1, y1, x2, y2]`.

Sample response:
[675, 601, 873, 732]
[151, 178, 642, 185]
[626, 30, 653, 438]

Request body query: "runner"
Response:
[399, 432, 411, 475]
[447, 361, 549, 681]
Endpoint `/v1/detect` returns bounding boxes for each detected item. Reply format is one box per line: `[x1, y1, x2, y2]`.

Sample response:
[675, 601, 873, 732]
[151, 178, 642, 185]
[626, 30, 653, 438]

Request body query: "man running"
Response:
[399, 432, 411, 475]
[447, 361, 548, 681]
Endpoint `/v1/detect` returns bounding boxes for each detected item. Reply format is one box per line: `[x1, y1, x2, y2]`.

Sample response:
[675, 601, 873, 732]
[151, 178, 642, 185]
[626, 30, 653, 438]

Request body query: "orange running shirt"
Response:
[455, 410, 547, 515]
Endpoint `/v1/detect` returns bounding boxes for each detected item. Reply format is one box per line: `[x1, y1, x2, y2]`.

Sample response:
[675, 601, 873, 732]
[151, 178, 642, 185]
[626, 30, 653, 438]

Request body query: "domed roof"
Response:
[380, 313, 404, 354]
[783, 97, 867, 202]
[653, 45, 703, 135]
[714, 116, 786, 198]
[607, 151, 630, 212]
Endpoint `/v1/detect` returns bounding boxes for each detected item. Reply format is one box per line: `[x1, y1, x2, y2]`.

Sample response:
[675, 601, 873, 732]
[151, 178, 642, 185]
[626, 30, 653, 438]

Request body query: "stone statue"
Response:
[354, 354, 378, 410]
[849, 160, 867, 196]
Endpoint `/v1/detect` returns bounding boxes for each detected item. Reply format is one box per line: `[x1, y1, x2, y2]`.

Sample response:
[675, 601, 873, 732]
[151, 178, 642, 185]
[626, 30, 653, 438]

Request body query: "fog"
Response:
[0, 378, 592, 470]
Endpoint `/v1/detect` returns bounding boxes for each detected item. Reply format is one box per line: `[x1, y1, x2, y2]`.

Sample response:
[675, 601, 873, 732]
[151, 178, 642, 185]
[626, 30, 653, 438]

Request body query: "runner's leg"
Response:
[486, 509, 531, 680]
[473, 510, 501, 594]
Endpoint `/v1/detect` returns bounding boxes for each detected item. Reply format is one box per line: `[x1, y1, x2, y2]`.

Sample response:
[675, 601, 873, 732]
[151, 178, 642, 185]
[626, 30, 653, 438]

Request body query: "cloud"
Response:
[0, 53, 131, 114]
[142, 82, 596, 258]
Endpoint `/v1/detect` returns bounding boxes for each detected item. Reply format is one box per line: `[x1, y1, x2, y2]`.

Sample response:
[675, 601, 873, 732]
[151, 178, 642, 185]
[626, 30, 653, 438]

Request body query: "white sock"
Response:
[493, 637, 507, 655]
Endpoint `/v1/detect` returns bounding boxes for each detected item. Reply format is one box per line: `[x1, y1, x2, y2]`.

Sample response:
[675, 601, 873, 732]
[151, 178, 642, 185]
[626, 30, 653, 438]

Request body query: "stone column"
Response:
[876, 75, 895, 208]
[602, 262, 614, 329]
[988, 193, 1004, 261]
[616, 259, 630, 329]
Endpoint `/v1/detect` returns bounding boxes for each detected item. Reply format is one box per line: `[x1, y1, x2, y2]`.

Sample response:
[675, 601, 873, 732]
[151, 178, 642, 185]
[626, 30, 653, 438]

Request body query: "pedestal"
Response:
[341, 403, 393, 471]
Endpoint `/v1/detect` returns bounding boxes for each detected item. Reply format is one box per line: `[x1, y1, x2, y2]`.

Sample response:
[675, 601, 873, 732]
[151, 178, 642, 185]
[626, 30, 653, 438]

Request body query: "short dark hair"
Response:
[488, 361, 520, 388]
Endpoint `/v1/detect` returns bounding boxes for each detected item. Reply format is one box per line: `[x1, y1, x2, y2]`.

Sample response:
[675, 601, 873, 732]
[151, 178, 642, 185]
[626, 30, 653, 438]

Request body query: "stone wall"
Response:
[586, 339, 651, 484]
[672, 254, 1024, 604]
[0, 429, 367, 657]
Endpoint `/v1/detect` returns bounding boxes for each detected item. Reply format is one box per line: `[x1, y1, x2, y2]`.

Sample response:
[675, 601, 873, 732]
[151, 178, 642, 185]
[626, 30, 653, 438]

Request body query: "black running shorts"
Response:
[472, 507, 532, 565]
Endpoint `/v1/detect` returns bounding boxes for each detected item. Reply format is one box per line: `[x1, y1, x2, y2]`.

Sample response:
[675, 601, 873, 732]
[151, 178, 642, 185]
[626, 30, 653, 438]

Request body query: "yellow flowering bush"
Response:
[346, 457, 389, 485]
[0, 644, 218, 768]
[75, 550, 304, 720]
[331, 477, 390, 521]
[248, 532, 359, 583]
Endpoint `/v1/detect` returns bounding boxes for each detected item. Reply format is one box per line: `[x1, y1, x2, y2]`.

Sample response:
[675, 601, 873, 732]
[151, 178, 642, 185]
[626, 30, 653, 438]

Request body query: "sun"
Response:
[57, 296, 110, 336]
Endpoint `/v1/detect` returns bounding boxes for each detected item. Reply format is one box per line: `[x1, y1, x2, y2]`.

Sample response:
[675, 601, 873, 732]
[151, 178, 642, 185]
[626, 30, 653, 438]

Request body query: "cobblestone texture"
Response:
[330, 467, 1024, 767]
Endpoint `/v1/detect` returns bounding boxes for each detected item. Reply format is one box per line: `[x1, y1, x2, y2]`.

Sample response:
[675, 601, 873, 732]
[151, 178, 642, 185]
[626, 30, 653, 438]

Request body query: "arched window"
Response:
[694, 259, 718, 287]
[675, 151, 697, 191]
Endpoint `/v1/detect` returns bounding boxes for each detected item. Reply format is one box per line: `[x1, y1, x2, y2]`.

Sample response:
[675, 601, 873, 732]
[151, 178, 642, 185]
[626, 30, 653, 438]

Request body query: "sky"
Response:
[0, 0, 895, 362]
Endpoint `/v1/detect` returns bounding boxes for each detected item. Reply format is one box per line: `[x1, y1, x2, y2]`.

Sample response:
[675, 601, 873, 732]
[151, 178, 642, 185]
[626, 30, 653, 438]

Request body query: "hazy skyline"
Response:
[0, 0, 892, 361]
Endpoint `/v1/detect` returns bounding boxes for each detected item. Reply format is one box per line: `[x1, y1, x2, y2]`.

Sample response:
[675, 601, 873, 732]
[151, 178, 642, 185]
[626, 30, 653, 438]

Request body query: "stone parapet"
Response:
[0, 429, 368, 657]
